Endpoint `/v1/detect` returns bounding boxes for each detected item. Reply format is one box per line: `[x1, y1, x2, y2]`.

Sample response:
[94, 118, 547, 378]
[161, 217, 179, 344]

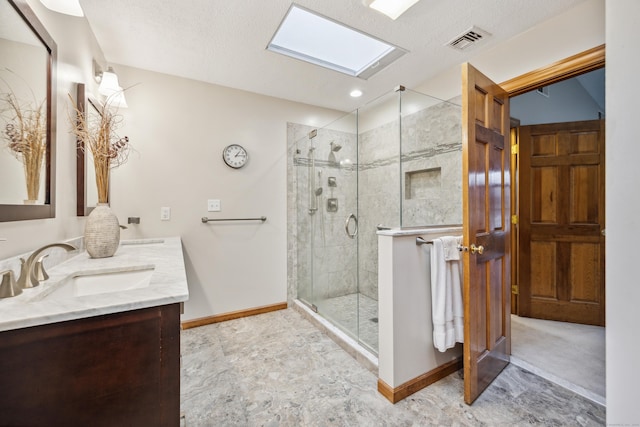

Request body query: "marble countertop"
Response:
[377, 225, 462, 237]
[0, 237, 189, 332]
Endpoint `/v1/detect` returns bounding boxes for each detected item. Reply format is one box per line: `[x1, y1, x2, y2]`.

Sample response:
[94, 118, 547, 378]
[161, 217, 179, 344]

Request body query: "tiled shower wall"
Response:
[287, 98, 462, 303]
[357, 100, 462, 300]
[400, 100, 463, 226]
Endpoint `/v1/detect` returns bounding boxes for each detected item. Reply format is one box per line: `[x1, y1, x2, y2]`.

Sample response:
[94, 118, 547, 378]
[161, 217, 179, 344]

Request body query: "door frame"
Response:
[499, 44, 605, 316]
[500, 45, 605, 96]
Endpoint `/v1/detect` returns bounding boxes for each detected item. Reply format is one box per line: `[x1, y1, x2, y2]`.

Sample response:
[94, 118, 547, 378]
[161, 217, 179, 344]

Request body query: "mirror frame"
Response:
[1, 0, 57, 222]
[76, 83, 88, 216]
[76, 83, 106, 215]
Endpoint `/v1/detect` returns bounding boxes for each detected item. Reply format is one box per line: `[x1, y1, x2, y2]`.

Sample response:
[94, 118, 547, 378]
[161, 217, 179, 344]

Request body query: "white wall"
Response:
[414, 0, 605, 100]
[0, 2, 341, 320]
[605, 1, 640, 423]
[110, 65, 341, 320]
[378, 229, 463, 389]
[0, 0, 105, 259]
[511, 77, 603, 125]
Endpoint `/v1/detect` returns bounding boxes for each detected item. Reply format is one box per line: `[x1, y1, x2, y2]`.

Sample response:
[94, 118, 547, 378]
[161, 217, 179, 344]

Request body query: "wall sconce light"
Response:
[39, 0, 83, 16]
[93, 60, 128, 109]
[362, 0, 421, 20]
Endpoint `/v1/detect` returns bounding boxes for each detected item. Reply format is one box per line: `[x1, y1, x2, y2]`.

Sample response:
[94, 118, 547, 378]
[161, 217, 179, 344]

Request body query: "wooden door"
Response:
[518, 120, 605, 326]
[462, 63, 511, 404]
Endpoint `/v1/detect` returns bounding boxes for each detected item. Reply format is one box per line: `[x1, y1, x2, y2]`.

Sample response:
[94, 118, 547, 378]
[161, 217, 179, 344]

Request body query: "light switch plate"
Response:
[160, 207, 171, 221]
[207, 199, 221, 212]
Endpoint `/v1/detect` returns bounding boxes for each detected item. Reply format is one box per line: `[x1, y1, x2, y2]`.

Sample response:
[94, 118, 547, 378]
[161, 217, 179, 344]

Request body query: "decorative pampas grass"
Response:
[68, 93, 130, 204]
[1, 89, 47, 201]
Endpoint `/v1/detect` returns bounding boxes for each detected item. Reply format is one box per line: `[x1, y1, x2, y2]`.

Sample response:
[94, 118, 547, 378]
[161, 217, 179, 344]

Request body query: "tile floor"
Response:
[511, 314, 606, 406]
[180, 308, 605, 426]
[315, 293, 378, 353]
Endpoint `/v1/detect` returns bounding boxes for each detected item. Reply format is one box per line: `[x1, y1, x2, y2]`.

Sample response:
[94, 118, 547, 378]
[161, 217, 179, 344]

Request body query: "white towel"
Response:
[441, 236, 462, 261]
[430, 237, 464, 352]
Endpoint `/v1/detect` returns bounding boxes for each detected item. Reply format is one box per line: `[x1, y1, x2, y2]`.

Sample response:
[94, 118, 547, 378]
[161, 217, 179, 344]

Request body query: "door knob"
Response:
[470, 244, 484, 255]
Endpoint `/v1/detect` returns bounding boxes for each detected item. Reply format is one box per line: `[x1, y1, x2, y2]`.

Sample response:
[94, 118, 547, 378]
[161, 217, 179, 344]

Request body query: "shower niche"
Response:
[290, 87, 462, 355]
[405, 167, 442, 199]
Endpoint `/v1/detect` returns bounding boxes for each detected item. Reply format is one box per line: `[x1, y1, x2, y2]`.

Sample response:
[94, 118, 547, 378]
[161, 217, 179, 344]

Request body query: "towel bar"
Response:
[416, 237, 433, 245]
[201, 216, 267, 223]
[416, 236, 466, 251]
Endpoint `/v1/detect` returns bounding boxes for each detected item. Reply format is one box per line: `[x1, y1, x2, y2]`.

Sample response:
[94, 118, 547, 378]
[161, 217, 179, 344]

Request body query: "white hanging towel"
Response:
[442, 235, 462, 261]
[430, 236, 464, 352]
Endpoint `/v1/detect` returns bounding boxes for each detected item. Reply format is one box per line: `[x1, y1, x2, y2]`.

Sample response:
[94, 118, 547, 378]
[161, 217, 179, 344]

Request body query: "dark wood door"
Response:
[518, 120, 605, 326]
[462, 63, 511, 404]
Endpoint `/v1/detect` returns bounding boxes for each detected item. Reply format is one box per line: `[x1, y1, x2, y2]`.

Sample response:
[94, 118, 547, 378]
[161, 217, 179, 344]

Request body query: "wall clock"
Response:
[222, 144, 248, 169]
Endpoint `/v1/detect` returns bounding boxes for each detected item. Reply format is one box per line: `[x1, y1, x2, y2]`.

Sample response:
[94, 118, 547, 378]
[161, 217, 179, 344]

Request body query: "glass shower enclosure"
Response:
[293, 87, 462, 354]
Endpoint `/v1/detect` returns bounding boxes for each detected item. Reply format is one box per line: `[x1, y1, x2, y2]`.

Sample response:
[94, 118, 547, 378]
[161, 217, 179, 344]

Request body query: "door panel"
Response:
[518, 120, 605, 326]
[531, 167, 557, 222]
[462, 63, 511, 404]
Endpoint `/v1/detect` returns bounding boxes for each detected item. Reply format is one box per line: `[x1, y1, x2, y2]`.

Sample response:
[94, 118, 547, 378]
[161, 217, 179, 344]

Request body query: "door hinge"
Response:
[511, 144, 519, 155]
[511, 285, 519, 295]
[511, 215, 518, 225]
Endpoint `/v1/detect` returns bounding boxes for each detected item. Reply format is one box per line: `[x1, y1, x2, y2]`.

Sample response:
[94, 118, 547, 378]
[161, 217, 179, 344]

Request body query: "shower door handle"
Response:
[345, 213, 358, 239]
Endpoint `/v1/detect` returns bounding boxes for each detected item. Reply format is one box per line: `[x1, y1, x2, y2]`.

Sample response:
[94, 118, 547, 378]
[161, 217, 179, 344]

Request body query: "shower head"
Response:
[330, 141, 342, 152]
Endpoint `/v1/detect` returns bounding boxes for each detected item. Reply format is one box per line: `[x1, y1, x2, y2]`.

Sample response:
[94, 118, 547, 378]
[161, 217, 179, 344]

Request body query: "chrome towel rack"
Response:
[416, 237, 433, 245]
[416, 236, 467, 251]
[201, 216, 267, 223]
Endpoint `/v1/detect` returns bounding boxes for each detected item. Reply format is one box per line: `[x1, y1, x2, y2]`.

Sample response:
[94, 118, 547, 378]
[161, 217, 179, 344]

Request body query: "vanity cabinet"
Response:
[0, 303, 180, 426]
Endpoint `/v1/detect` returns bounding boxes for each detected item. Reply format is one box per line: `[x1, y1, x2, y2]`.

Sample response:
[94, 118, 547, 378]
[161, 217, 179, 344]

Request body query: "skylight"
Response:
[267, 5, 406, 79]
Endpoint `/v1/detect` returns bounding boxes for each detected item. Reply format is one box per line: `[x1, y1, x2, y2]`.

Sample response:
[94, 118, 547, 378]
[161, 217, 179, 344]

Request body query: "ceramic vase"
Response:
[84, 203, 120, 258]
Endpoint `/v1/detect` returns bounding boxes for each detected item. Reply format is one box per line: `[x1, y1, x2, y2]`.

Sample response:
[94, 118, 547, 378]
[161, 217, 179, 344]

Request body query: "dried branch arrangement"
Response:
[1, 89, 47, 201]
[69, 93, 130, 204]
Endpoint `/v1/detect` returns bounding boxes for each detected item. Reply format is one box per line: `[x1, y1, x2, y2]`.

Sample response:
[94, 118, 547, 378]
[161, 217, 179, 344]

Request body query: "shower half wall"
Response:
[287, 88, 462, 355]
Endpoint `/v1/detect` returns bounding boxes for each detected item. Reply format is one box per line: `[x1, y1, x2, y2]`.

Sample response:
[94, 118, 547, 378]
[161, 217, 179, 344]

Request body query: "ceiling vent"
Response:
[446, 26, 491, 51]
[536, 86, 550, 98]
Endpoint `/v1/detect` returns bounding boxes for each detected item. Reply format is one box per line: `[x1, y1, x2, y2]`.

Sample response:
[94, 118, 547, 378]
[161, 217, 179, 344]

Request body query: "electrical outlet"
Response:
[160, 207, 171, 221]
[207, 199, 221, 212]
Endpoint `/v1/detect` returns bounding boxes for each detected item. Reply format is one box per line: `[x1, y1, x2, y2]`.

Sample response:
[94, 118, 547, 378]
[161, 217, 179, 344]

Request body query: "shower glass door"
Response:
[306, 111, 361, 345]
[294, 88, 403, 354]
[356, 90, 402, 352]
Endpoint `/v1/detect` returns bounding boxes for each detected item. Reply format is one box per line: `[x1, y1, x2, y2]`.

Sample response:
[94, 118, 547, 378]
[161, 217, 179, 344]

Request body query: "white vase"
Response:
[84, 204, 120, 258]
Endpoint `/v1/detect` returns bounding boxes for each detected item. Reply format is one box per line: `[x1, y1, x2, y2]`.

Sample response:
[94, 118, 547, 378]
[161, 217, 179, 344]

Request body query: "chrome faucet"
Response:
[17, 243, 77, 289]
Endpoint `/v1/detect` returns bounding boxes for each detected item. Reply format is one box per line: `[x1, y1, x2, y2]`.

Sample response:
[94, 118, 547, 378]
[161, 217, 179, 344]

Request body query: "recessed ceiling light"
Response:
[350, 90, 363, 98]
[267, 5, 406, 79]
[367, 0, 421, 20]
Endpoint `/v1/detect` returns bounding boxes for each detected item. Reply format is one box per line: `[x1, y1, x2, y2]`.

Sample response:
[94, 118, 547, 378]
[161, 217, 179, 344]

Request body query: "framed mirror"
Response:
[75, 83, 103, 216]
[0, 0, 56, 221]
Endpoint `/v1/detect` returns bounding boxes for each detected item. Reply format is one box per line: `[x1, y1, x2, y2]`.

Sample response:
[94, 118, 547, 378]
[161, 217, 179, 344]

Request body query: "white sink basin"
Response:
[35, 266, 155, 301]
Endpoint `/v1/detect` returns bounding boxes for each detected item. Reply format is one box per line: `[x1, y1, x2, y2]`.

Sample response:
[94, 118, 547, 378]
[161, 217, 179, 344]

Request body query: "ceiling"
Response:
[79, 0, 587, 112]
[576, 68, 605, 111]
